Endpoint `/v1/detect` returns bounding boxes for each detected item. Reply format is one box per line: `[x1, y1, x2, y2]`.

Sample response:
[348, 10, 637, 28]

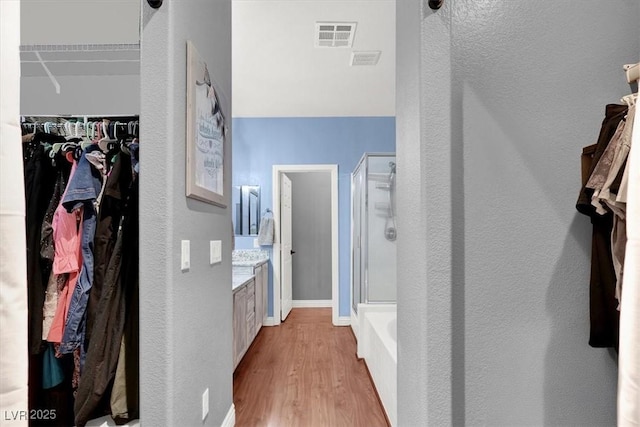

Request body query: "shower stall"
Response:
[351, 153, 397, 315]
[351, 153, 398, 425]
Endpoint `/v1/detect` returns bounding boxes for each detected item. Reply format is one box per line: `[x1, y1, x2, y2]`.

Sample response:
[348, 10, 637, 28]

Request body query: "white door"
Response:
[281, 173, 293, 321]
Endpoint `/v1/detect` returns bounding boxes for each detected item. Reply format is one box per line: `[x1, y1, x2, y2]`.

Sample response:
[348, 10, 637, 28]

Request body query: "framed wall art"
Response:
[186, 40, 227, 207]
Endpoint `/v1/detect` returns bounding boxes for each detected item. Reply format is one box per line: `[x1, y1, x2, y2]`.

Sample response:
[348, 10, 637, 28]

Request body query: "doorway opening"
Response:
[272, 164, 339, 325]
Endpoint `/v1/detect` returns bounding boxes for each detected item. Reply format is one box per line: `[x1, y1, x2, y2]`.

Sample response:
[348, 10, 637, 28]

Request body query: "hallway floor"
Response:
[233, 308, 389, 427]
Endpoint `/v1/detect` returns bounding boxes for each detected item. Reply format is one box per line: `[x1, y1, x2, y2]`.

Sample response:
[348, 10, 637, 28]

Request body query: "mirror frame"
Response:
[236, 185, 260, 236]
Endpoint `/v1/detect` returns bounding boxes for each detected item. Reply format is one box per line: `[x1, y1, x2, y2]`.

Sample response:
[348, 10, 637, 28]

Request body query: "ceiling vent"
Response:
[350, 51, 381, 66]
[315, 22, 357, 48]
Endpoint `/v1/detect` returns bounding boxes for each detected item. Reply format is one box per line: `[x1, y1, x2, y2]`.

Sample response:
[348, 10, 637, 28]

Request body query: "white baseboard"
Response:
[263, 317, 276, 326]
[351, 309, 359, 340]
[292, 299, 332, 308]
[221, 403, 235, 427]
[334, 316, 351, 326]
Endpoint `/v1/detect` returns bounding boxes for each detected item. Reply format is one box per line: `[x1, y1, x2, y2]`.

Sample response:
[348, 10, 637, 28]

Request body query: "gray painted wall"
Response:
[289, 172, 332, 301]
[21, 75, 140, 116]
[397, 1, 453, 425]
[140, 1, 233, 426]
[397, 0, 639, 425]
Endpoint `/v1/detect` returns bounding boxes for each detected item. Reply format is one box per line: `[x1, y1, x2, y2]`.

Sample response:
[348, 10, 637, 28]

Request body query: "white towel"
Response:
[257, 217, 274, 246]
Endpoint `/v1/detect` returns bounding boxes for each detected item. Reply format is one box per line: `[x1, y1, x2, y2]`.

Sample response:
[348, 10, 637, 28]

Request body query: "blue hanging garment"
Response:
[42, 343, 64, 389]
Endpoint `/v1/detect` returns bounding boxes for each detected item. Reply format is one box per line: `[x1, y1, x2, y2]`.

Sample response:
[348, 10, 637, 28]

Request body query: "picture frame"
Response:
[186, 40, 227, 207]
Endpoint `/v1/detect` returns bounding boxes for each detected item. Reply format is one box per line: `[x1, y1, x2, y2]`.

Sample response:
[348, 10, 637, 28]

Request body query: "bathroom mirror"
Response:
[236, 185, 260, 236]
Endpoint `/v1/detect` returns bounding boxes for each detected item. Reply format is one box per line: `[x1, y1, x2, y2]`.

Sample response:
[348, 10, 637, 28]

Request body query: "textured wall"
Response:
[396, 1, 453, 425]
[397, 0, 639, 425]
[140, 1, 233, 425]
[232, 117, 395, 317]
[455, 1, 638, 424]
[289, 172, 332, 301]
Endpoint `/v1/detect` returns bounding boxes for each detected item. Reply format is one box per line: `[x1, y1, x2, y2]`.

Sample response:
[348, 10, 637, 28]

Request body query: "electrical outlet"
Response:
[181, 240, 190, 271]
[253, 238, 260, 248]
[210, 240, 222, 264]
[202, 388, 209, 421]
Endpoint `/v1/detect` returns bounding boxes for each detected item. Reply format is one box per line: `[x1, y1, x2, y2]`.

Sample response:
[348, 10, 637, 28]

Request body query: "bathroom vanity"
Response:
[232, 250, 269, 370]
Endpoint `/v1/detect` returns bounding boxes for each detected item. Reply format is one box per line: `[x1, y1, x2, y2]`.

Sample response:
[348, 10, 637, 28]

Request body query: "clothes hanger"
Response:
[79, 121, 92, 148]
[98, 119, 117, 152]
[621, 93, 637, 108]
[61, 140, 77, 153]
[50, 143, 63, 157]
[114, 121, 121, 141]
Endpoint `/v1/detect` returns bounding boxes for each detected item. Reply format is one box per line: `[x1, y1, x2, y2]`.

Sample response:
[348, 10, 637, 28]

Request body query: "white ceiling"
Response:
[232, 0, 396, 118]
[19, 0, 395, 117]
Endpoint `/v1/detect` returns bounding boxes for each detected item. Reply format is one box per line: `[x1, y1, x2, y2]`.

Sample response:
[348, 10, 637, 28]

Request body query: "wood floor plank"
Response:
[233, 308, 389, 427]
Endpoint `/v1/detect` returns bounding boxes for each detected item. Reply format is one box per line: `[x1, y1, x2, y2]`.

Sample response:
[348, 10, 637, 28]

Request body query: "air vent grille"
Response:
[315, 22, 357, 48]
[350, 51, 381, 66]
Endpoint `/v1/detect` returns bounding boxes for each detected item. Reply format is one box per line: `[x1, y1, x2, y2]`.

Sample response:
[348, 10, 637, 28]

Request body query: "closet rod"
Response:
[21, 114, 139, 119]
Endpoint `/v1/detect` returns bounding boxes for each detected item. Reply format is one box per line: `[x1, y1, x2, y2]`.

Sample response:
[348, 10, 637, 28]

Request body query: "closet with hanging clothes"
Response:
[575, 64, 637, 427]
[21, 116, 140, 426]
[576, 62, 638, 351]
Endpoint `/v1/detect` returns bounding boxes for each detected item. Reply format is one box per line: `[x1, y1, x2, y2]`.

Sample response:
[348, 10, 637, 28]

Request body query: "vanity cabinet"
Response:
[233, 285, 248, 368]
[232, 260, 269, 370]
[253, 262, 268, 333]
[246, 280, 256, 342]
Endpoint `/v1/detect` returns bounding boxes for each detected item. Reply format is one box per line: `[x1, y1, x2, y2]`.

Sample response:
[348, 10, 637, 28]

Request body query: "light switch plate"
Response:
[210, 240, 222, 264]
[181, 240, 190, 271]
[202, 388, 209, 421]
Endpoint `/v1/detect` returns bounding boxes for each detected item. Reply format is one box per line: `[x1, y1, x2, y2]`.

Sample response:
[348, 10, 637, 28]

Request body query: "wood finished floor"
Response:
[233, 308, 389, 427]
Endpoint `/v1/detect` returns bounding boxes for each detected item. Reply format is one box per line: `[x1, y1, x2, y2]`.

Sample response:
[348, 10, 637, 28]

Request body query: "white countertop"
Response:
[232, 274, 254, 291]
[232, 258, 268, 267]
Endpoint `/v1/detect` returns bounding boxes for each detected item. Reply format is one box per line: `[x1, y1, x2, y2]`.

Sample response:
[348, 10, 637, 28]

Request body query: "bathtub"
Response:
[357, 304, 397, 427]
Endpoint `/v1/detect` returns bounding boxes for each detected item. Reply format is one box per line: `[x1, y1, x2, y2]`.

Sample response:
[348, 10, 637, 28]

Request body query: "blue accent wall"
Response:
[232, 117, 395, 318]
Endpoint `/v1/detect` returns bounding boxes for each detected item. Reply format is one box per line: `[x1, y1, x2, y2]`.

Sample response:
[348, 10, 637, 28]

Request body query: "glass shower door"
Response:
[352, 153, 396, 313]
[366, 155, 396, 303]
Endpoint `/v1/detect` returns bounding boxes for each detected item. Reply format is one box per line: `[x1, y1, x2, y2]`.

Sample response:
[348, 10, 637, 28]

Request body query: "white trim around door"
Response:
[272, 164, 340, 326]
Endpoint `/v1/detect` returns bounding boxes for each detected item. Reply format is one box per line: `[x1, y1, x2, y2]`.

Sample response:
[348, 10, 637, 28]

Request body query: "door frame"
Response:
[272, 164, 339, 326]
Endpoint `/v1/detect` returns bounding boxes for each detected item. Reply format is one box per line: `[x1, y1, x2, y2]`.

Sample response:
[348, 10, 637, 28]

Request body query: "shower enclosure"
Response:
[351, 153, 397, 314]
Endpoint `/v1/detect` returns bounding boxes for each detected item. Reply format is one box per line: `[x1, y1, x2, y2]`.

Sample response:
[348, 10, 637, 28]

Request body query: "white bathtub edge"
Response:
[360, 306, 397, 427]
[357, 303, 396, 359]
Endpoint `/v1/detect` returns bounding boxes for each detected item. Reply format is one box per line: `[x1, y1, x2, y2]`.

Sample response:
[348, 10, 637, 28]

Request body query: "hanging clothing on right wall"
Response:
[576, 104, 628, 348]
